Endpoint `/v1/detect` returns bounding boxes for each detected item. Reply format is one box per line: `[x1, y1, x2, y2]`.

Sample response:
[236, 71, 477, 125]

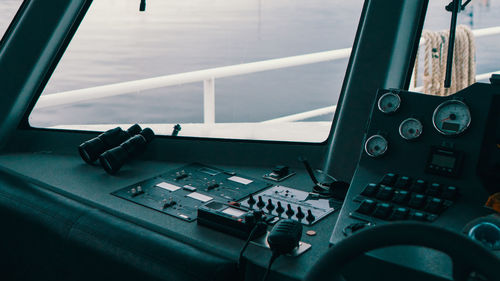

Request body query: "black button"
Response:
[390, 207, 409, 220]
[408, 193, 426, 209]
[356, 199, 376, 215]
[426, 214, 438, 222]
[392, 190, 410, 204]
[426, 183, 442, 197]
[441, 186, 458, 200]
[410, 179, 427, 193]
[373, 203, 393, 219]
[380, 173, 397, 186]
[375, 185, 394, 201]
[361, 183, 379, 197]
[394, 176, 412, 189]
[411, 211, 427, 221]
[424, 197, 443, 214]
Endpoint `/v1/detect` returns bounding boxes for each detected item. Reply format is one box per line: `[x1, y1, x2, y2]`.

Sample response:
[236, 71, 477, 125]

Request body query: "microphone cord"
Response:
[262, 252, 280, 281]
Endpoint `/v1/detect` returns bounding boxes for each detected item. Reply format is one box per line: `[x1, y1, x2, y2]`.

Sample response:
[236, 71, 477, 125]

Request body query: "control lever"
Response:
[299, 157, 349, 200]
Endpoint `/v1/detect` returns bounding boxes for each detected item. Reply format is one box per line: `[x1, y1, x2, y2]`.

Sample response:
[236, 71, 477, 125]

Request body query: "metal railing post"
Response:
[203, 78, 215, 124]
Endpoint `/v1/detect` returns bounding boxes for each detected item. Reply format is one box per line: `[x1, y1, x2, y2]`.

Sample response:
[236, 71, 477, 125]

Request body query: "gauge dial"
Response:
[399, 118, 423, 140]
[432, 100, 471, 136]
[378, 92, 401, 114]
[364, 135, 388, 157]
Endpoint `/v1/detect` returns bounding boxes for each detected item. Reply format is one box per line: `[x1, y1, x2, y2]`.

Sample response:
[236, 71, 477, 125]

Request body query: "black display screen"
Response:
[442, 122, 460, 131]
[431, 154, 456, 168]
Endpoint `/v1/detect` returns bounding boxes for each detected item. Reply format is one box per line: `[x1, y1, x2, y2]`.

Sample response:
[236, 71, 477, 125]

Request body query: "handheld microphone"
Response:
[267, 219, 303, 255]
[261, 219, 302, 281]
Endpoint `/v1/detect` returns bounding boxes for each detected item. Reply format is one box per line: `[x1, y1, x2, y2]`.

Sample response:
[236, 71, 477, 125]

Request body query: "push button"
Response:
[380, 173, 397, 186]
[361, 183, 379, 197]
[410, 179, 427, 193]
[425, 197, 443, 214]
[373, 203, 393, 219]
[408, 193, 426, 209]
[392, 190, 410, 204]
[410, 211, 427, 221]
[390, 207, 409, 220]
[394, 176, 412, 189]
[426, 183, 442, 197]
[441, 186, 458, 200]
[375, 185, 394, 201]
[356, 199, 377, 215]
[426, 214, 438, 222]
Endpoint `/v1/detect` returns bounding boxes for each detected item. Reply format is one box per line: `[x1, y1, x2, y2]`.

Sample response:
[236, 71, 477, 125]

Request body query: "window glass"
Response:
[411, 0, 500, 94]
[0, 1, 23, 40]
[29, 0, 364, 142]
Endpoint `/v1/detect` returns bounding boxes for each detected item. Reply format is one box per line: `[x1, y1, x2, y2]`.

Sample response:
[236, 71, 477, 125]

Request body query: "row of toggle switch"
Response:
[246, 194, 316, 224]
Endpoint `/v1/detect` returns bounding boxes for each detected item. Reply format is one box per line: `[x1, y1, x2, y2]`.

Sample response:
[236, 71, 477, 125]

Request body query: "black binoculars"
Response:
[78, 124, 154, 174]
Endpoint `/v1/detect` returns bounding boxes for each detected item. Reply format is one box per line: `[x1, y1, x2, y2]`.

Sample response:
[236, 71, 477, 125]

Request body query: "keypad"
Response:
[354, 173, 458, 222]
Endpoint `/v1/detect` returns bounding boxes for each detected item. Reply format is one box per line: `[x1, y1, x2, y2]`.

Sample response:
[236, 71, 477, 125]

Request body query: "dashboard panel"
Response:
[331, 82, 500, 249]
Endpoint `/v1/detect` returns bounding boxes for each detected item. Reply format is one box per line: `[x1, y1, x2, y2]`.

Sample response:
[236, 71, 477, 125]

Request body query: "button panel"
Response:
[352, 173, 458, 222]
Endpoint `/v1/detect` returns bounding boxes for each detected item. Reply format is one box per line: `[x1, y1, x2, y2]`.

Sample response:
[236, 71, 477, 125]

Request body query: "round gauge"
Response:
[399, 118, 423, 140]
[432, 100, 471, 136]
[364, 135, 388, 157]
[378, 92, 401, 114]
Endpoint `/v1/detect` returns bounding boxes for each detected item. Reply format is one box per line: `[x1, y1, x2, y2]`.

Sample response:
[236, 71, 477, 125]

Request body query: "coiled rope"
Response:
[414, 25, 476, 96]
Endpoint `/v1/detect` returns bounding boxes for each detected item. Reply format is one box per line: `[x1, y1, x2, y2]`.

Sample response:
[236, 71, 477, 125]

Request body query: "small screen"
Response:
[431, 154, 456, 168]
[222, 207, 246, 218]
[442, 122, 460, 132]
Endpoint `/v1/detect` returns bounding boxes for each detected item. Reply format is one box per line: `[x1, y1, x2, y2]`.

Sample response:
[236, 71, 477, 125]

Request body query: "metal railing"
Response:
[36, 48, 351, 125]
[36, 26, 500, 124]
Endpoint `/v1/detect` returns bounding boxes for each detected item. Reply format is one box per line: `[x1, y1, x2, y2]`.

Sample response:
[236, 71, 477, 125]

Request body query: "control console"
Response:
[330, 83, 500, 245]
[112, 163, 271, 221]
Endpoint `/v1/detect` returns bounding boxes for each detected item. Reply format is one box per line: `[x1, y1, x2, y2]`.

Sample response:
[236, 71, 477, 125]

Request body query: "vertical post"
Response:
[203, 78, 215, 124]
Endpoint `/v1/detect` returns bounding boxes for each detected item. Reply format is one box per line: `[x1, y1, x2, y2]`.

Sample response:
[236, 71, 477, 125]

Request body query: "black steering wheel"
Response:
[305, 222, 500, 281]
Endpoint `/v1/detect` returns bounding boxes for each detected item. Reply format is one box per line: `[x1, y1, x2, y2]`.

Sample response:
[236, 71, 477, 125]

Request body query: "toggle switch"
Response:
[276, 202, 285, 216]
[296, 207, 305, 220]
[257, 196, 265, 209]
[266, 199, 275, 212]
[306, 210, 315, 224]
[286, 204, 295, 217]
[247, 194, 256, 206]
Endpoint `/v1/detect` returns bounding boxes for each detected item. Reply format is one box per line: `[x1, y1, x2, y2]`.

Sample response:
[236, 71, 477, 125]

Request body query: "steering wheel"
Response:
[305, 222, 500, 281]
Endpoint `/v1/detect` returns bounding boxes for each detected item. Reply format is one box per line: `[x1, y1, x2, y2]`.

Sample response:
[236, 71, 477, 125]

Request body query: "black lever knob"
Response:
[286, 204, 295, 217]
[306, 210, 315, 224]
[276, 202, 285, 215]
[266, 199, 275, 212]
[296, 207, 305, 220]
[256, 196, 265, 209]
[247, 194, 256, 206]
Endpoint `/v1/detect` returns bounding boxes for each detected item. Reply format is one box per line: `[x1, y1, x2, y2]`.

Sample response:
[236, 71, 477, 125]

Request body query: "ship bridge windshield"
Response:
[27, 0, 365, 142]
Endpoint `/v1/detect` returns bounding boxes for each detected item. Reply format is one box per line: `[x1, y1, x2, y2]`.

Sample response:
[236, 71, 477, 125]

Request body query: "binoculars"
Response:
[78, 124, 154, 174]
